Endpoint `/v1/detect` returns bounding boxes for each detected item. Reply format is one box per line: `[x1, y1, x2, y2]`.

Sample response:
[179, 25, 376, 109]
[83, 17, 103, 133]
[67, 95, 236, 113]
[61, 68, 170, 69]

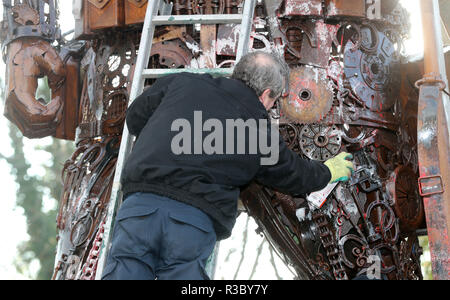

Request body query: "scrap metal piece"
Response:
[88, 0, 111, 10]
[191, 0, 225, 14]
[12, 4, 40, 25]
[4, 38, 66, 138]
[151, 39, 194, 68]
[280, 66, 334, 124]
[216, 23, 240, 56]
[263, 0, 286, 54]
[1, 0, 61, 46]
[279, 0, 323, 17]
[385, 165, 424, 231]
[127, 0, 148, 8]
[326, 0, 366, 19]
[343, 29, 400, 112]
[299, 124, 342, 161]
[298, 20, 339, 68]
[280, 19, 324, 62]
[240, 184, 321, 280]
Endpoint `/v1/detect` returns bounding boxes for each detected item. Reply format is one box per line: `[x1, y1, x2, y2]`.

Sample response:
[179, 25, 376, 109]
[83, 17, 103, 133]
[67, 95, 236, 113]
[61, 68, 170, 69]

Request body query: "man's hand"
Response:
[324, 152, 355, 183]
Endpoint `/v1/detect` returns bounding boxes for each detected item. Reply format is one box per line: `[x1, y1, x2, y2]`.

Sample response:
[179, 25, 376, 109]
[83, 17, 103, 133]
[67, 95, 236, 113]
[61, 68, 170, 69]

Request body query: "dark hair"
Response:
[231, 51, 289, 98]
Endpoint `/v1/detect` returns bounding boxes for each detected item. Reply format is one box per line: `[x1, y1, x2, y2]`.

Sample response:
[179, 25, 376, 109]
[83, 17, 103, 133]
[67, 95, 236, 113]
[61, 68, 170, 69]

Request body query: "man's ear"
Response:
[262, 89, 272, 98]
[259, 88, 272, 103]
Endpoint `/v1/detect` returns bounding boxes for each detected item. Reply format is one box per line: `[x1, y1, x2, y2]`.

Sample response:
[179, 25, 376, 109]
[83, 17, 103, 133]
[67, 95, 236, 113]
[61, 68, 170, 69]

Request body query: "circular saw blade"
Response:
[280, 66, 334, 124]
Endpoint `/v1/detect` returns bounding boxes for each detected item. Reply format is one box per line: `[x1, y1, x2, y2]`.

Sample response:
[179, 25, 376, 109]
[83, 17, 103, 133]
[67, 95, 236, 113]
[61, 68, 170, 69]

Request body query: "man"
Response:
[101, 51, 354, 280]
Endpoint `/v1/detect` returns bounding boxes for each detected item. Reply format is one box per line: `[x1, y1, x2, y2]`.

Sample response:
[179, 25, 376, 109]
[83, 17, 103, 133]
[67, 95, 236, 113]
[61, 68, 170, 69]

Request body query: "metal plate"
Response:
[280, 66, 334, 123]
[299, 20, 339, 68]
[279, 0, 323, 17]
[343, 30, 400, 112]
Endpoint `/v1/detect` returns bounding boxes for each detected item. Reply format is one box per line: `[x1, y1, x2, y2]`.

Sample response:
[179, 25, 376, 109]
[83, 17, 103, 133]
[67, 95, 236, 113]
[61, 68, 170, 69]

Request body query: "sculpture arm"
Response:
[4, 38, 66, 138]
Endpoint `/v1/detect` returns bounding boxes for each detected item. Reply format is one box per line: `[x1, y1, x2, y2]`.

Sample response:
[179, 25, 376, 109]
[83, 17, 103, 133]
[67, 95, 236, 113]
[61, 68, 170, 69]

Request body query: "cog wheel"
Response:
[343, 29, 400, 112]
[299, 124, 342, 161]
[150, 39, 193, 68]
[280, 66, 334, 124]
[386, 165, 424, 231]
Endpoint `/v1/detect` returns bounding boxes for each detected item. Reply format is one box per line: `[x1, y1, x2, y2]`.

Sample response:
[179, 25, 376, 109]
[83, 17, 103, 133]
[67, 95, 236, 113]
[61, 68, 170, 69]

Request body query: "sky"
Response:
[0, 0, 426, 280]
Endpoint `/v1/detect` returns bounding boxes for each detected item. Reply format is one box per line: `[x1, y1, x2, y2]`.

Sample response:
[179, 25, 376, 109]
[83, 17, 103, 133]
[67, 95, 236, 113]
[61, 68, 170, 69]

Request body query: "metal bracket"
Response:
[415, 73, 447, 91]
[418, 175, 444, 197]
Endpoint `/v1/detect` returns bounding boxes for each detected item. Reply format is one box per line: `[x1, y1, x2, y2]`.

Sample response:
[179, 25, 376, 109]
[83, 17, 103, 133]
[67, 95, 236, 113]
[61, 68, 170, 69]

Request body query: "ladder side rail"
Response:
[236, 0, 256, 62]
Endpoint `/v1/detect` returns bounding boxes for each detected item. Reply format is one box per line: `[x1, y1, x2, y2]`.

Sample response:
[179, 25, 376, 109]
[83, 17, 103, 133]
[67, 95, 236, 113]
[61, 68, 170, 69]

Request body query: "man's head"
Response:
[231, 51, 289, 110]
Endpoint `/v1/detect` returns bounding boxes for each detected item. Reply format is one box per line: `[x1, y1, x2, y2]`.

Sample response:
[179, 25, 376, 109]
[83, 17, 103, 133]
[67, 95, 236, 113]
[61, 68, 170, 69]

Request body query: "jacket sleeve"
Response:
[126, 74, 177, 136]
[254, 133, 332, 196]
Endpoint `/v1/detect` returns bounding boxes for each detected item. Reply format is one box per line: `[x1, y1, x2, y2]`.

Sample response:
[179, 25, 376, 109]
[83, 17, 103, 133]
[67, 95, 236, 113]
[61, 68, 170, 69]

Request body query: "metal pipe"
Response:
[421, 0, 450, 131]
[417, 0, 450, 280]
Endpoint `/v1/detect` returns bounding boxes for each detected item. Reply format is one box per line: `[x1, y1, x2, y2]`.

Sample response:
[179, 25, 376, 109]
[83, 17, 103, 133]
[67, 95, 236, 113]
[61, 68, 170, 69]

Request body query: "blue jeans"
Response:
[101, 192, 217, 280]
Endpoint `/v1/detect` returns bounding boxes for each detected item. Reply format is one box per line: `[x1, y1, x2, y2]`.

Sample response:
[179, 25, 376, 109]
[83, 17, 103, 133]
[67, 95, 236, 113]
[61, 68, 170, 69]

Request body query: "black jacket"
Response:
[121, 73, 331, 240]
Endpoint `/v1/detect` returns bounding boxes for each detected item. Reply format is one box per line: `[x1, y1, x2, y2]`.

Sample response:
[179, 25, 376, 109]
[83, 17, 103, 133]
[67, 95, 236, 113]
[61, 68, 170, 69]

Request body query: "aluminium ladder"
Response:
[95, 0, 257, 280]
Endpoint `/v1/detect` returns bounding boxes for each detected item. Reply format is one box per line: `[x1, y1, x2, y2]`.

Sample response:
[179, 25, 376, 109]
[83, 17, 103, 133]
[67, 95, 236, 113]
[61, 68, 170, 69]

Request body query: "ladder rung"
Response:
[152, 14, 243, 25]
[142, 68, 234, 78]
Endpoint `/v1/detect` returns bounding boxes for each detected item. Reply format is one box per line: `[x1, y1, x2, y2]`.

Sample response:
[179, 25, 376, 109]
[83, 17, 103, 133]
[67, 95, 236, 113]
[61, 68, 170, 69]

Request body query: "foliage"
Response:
[419, 236, 433, 280]
[0, 77, 75, 279]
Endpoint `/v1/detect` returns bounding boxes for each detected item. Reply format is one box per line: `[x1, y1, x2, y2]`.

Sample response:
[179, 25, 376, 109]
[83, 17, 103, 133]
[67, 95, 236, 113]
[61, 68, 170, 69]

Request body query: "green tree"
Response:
[419, 236, 433, 280]
[0, 77, 75, 279]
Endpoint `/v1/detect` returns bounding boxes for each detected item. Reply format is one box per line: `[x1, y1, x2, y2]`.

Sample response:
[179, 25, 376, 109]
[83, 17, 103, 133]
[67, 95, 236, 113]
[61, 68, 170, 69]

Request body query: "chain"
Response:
[312, 211, 348, 280]
[78, 216, 106, 280]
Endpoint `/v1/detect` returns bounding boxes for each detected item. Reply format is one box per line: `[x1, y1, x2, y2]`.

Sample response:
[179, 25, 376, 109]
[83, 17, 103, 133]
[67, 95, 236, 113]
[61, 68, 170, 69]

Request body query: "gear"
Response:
[280, 66, 334, 124]
[150, 39, 193, 68]
[386, 165, 424, 231]
[343, 29, 400, 112]
[299, 124, 342, 161]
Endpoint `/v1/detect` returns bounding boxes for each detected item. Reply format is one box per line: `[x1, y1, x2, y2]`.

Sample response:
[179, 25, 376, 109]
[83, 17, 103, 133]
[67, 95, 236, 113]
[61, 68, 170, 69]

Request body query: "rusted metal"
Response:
[297, 20, 338, 68]
[87, 0, 125, 30]
[192, 0, 226, 14]
[415, 81, 450, 279]
[4, 38, 66, 138]
[216, 23, 240, 56]
[299, 124, 342, 161]
[386, 165, 425, 232]
[418, 175, 444, 197]
[151, 40, 194, 68]
[125, 0, 149, 25]
[279, 0, 323, 17]
[11, 4, 40, 25]
[343, 29, 400, 112]
[325, 0, 366, 19]
[280, 66, 334, 124]
[415, 0, 450, 280]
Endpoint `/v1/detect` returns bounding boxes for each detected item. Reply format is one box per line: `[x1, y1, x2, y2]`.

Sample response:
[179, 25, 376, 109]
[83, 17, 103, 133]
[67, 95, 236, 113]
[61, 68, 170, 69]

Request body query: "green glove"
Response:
[324, 152, 355, 183]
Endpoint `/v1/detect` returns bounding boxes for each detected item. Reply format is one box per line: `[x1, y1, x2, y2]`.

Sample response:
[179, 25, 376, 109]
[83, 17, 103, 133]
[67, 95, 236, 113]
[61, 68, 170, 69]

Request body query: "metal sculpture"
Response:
[1, 0, 444, 280]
